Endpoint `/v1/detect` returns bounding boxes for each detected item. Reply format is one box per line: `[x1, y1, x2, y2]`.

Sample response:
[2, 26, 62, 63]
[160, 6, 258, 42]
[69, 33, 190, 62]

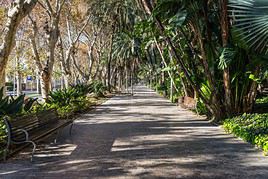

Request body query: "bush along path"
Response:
[0, 85, 268, 178]
[224, 113, 268, 155]
[223, 95, 268, 155]
[152, 81, 268, 156]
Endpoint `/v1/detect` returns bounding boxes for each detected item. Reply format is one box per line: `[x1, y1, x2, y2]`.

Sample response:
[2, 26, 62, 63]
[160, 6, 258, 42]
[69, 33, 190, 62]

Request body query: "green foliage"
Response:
[224, 113, 268, 154]
[71, 84, 92, 96]
[218, 48, 236, 70]
[31, 102, 50, 114]
[47, 88, 83, 108]
[46, 83, 106, 117]
[256, 96, 268, 105]
[55, 96, 92, 118]
[155, 83, 167, 96]
[229, 0, 268, 54]
[89, 81, 107, 97]
[24, 98, 38, 112]
[168, 10, 187, 27]
[0, 118, 7, 159]
[0, 82, 107, 158]
[0, 88, 37, 116]
[254, 95, 268, 114]
[196, 99, 208, 115]
[200, 82, 211, 99]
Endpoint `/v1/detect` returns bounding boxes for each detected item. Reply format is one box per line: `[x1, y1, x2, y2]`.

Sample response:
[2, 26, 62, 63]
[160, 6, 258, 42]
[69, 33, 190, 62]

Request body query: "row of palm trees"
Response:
[108, 0, 268, 121]
[0, 0, 267, 121]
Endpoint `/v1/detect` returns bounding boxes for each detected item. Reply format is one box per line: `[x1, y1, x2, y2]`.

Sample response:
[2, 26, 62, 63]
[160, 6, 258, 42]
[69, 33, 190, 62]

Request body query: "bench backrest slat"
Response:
[8, 115, 38, 141]
[6, 110, 59, 143]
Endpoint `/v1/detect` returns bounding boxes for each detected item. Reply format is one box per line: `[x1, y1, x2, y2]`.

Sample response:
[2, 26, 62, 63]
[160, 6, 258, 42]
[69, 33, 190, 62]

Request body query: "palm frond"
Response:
[229, 0, 268, 54]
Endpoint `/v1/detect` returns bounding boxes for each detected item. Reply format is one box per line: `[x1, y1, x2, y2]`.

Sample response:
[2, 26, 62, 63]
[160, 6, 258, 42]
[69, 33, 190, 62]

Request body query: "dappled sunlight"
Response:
[0, 86, 268, 178]
[34, 144, 77, 158]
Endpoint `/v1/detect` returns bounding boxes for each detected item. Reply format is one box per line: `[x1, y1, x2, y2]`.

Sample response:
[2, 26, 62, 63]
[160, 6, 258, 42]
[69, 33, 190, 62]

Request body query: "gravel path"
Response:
[1, 85, 268, 178]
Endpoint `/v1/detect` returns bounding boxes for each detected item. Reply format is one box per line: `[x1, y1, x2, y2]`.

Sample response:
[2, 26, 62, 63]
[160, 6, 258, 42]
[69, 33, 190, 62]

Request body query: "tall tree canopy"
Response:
[0, 0, 267, 121]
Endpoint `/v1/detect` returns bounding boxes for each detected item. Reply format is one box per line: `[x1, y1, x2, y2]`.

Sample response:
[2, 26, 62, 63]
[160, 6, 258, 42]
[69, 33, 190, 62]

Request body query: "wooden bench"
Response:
[178, 96, 199, 115]
[3, 110, 74, 161]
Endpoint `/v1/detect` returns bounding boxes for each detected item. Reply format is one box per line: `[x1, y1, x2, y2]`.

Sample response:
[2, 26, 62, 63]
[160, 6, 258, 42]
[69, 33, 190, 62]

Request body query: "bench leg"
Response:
[25, 141, 36, 162]
[69, 122, 74, 136]
[54, 129, 62, 144]
[3, 139, 11, 161]
[3, 148, 8, 161]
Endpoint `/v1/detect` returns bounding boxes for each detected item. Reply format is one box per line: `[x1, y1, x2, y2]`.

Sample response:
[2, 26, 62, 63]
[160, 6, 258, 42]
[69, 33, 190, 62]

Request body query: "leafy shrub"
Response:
[155, 83, 167, 96]
[89, 81, 107, 97]
[71, 84, 93, 96]
[0, 88, 37, 116]
[31, 102, 50, 114]
[46, 84, 98, 117]
[171, 93, 180, 103]
[223, 113, 268, 155]
[47, 88, 82, 108]
[0, 118, 7, 159]
[256, 96, 268, 104]
[254, 96, 268, 113]
[196, 99, 209, 115]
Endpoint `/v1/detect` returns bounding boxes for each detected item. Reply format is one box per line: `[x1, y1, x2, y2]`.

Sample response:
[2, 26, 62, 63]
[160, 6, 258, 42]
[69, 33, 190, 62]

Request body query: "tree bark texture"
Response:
[220, 0, 233, 115]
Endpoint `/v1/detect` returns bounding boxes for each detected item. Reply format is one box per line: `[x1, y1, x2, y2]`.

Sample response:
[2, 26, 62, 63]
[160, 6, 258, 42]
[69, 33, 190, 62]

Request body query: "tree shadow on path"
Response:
[0, 86, 268, 179]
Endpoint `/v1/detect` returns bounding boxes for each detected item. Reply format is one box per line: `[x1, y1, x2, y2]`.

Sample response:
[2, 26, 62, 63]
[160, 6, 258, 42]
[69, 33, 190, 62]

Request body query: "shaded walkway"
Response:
[1, 86, 268, 178]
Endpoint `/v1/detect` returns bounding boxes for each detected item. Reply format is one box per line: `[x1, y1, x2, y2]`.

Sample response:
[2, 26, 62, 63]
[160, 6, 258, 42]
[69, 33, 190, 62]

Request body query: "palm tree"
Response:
[138, 0, 267, 121]
[113, 31, 141, 93]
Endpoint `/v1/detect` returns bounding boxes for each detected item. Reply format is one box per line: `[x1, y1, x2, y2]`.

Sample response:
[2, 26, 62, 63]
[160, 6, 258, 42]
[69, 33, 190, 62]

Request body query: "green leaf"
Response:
[249, 74, 261, 83]
[218, 48, 236, 70]
[168, 10, 187, 27]
[24, 98, 37, 112]
[229, 0, 268, 54]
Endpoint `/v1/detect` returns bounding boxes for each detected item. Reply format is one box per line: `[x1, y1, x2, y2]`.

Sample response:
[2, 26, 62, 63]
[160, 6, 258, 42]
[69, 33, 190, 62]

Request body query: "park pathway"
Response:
[1, 85, 268, 178]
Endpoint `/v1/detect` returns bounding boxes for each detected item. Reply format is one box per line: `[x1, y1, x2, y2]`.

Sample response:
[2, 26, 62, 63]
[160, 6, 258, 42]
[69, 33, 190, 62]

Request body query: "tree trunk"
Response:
[220, 0, 233, 115]
[0, 0, 38, 90]
[107, 32, 114, 92]
[170, 71, 174, 102]
[131, 71, 134, 95]
[63, 74, 71, 89]
[36, 72, 41, 94]
[125, 64, 129, 93]
[41, 70, 52, 99]
[155, 39, 179, 92]
[16, 70, 22, 96]
[0, 69, 6, 93]
[244, 66, 261, 112]
[43, 1, 65, 97]
[113, 68, 118, 91]
[15, 54, 22, 96]
[118, 67, 122, 92]
[131, 62, 135, 95]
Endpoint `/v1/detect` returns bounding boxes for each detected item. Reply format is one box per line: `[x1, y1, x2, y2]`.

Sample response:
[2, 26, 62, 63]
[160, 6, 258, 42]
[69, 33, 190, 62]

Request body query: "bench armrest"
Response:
[16, 129, 29, 142]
